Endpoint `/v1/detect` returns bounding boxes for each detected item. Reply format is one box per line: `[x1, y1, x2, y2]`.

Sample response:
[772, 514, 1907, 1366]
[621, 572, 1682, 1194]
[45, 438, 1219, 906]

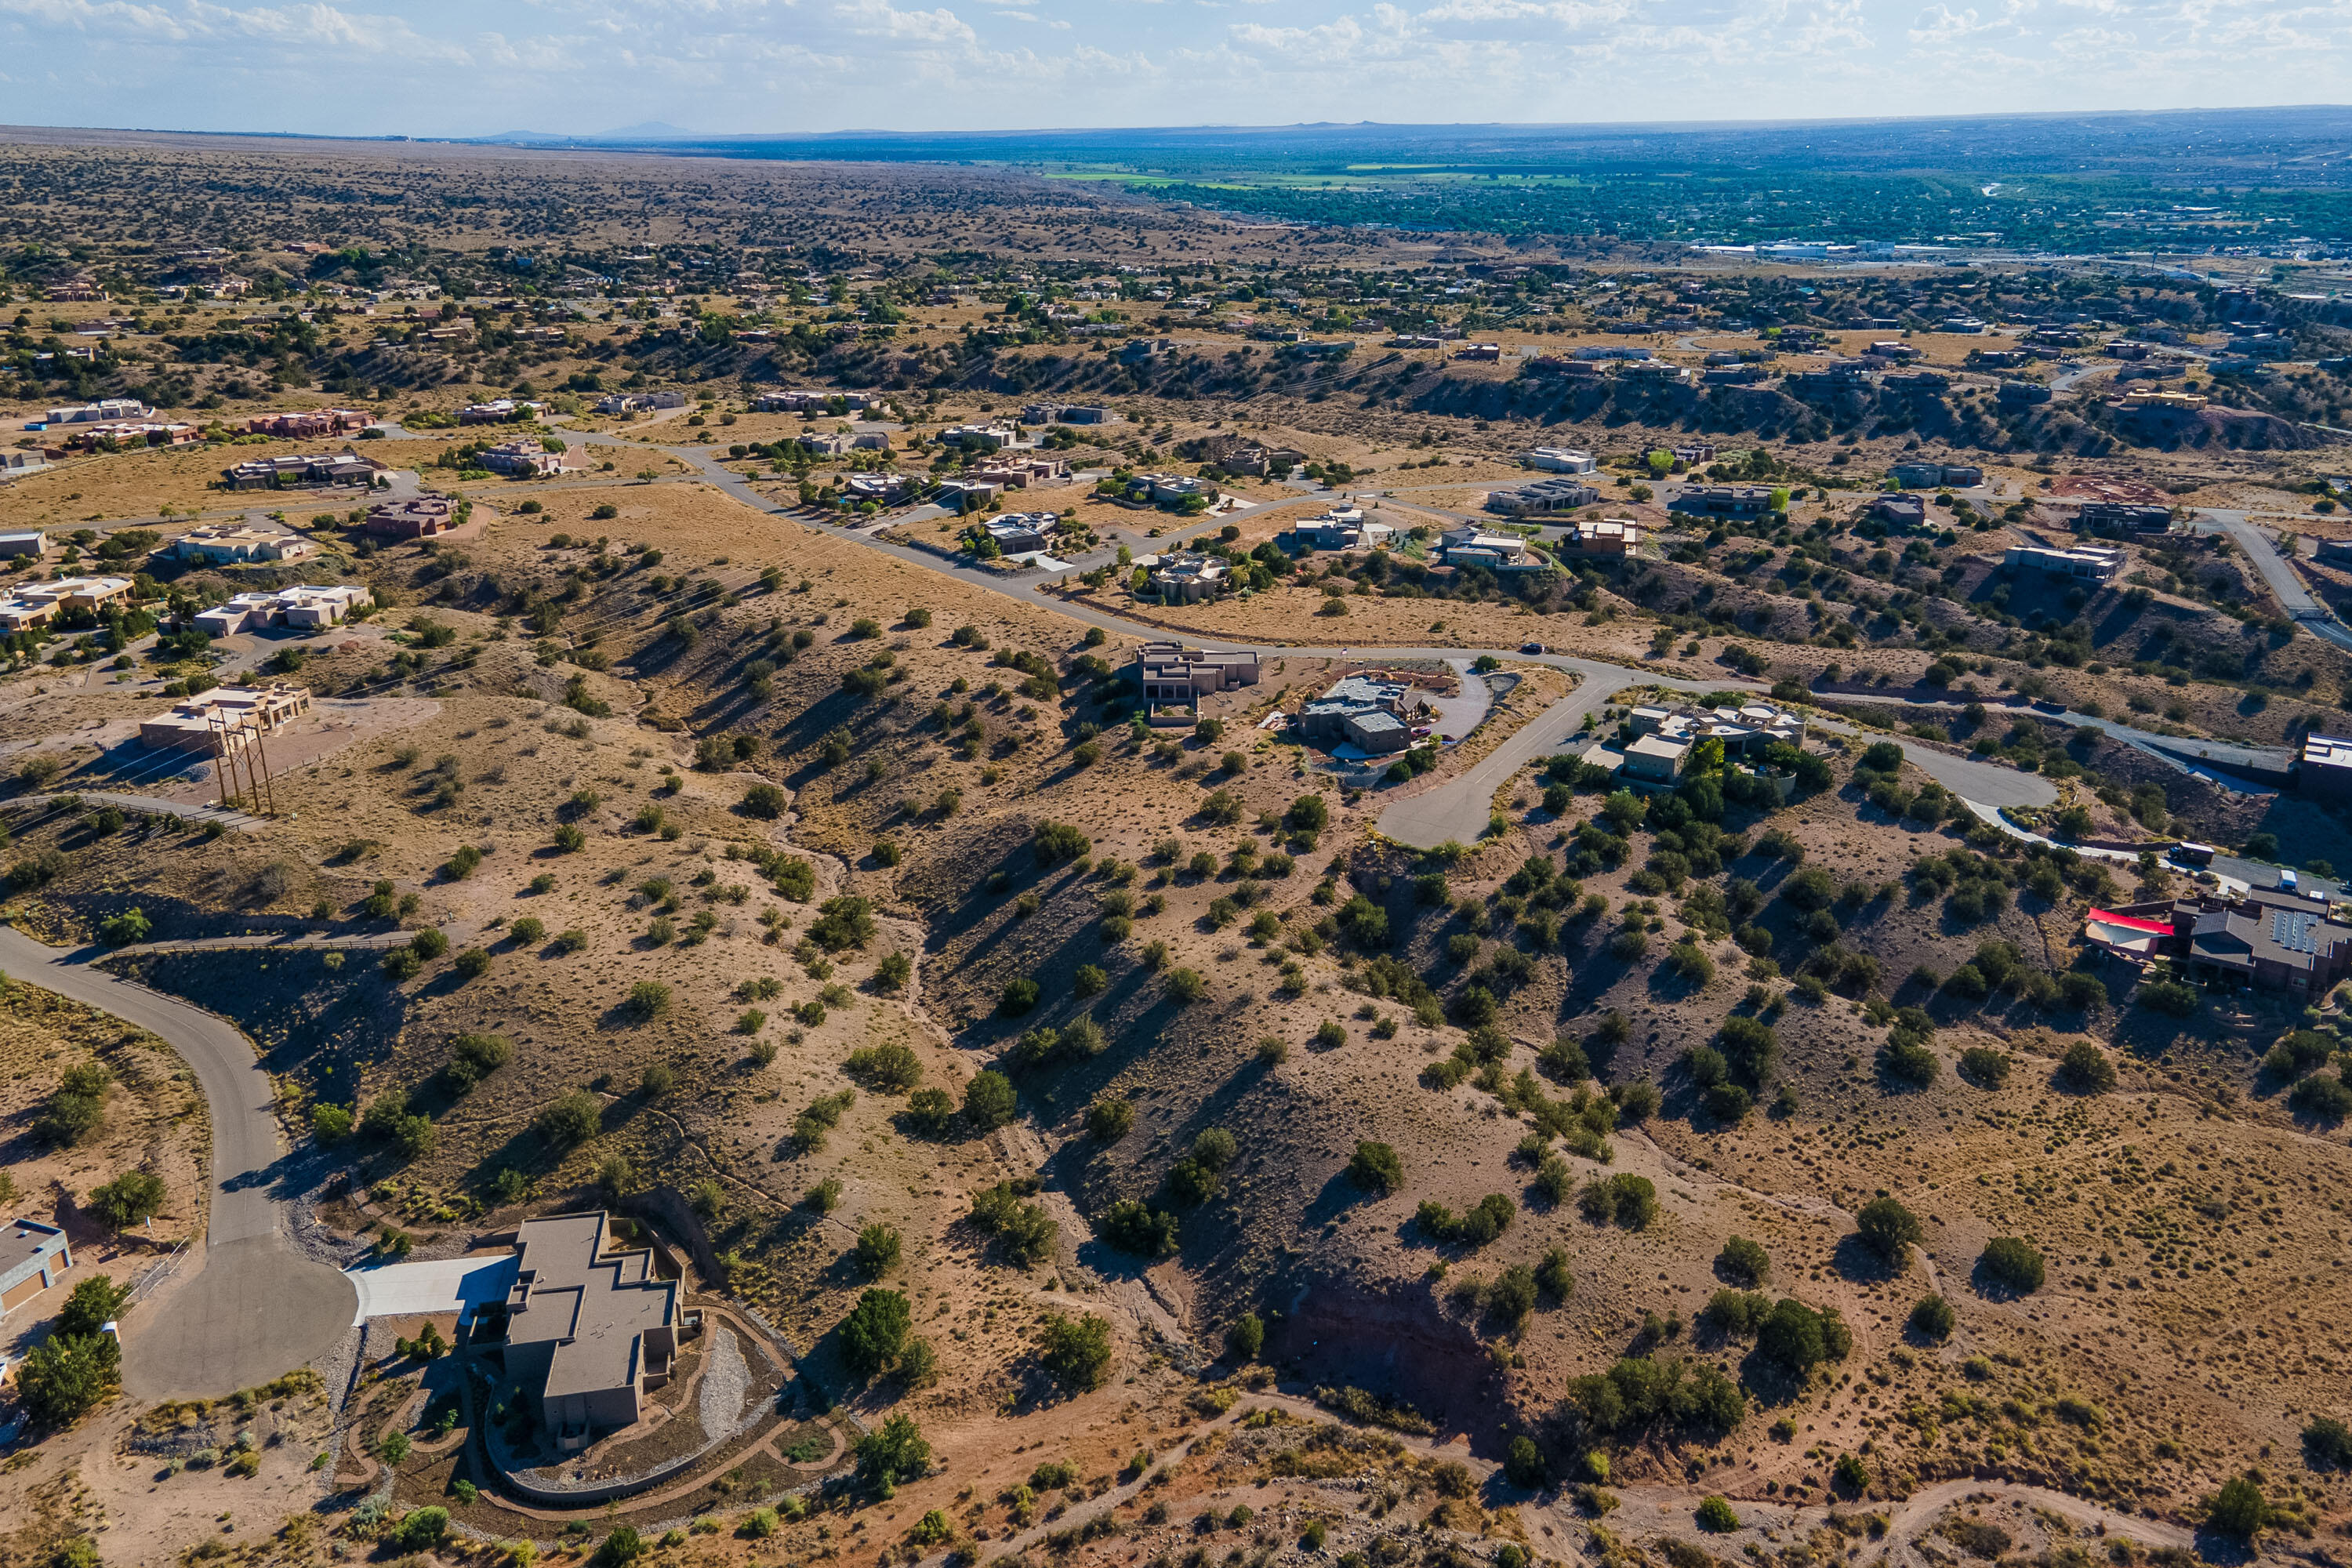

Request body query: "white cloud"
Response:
[0, 0, 2347, 132]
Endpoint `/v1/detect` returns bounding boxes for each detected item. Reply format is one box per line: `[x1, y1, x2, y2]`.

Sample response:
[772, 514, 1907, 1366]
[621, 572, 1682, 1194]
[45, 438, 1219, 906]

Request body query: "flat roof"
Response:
[1, 1218, 68, 1294]
[2303, 734, 2352, 770]
[506, 1212, 677, 1402]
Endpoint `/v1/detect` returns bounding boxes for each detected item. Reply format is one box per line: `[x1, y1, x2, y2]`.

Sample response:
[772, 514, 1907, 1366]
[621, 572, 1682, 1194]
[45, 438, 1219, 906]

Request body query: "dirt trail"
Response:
[926, 1381, 2205, 1568]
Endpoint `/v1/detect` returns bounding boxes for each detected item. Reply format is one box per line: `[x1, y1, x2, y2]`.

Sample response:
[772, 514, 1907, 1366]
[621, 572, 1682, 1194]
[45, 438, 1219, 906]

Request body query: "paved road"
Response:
[0, 926, 354, 1397]
[1808, 715, 2061, 811]
[20, 790, 265, 833]
[549, 424, 2180, 844]
[1376, 676, 1624, 848]
[2193, 508, 2352, 655]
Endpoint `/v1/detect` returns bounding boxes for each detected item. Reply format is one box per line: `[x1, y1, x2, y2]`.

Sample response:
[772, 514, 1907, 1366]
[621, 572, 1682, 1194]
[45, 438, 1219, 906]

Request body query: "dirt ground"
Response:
[7, 134, 2352, 1568]
[0, 982, 211, 1355]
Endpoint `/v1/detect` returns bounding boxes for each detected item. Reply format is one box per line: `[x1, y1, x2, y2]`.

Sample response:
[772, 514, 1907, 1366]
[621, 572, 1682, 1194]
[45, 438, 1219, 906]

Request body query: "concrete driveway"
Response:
[1421, 660, 1491, 741]
[0, 926, 355, 1398]
[344, 1254, 519, 1326]
[1376, 676, 1627, 849]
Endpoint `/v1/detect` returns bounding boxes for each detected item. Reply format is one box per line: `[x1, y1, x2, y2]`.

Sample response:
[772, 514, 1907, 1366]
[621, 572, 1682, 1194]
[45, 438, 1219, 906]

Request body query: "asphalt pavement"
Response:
[543, 424, 2227, 847]
[2193, 509, 2352, 656]
[0, 926, 355, 1397]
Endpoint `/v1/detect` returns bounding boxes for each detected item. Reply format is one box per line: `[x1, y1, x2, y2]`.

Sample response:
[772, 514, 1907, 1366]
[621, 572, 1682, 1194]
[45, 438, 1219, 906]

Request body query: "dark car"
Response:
[1519, 641, 1545, 655]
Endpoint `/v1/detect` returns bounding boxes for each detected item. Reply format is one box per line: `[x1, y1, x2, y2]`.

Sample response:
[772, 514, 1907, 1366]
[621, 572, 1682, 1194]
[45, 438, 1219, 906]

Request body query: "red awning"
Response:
[2086, 907, 2172, 935]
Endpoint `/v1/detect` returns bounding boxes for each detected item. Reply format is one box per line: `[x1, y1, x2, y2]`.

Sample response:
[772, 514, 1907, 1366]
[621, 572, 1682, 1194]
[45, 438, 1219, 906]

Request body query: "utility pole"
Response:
[208, 712, 235, 812]
[249, 717, 278, 818]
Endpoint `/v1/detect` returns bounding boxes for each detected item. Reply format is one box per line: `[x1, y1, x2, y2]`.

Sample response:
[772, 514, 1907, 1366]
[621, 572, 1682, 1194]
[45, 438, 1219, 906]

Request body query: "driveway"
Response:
[2194, 509, 2352, 655]
[1421, 660, 1491, 741]
[0, 926, 355, 1398]
[344, 1254, 519, 1326]
[1376, 674, 1627, 848]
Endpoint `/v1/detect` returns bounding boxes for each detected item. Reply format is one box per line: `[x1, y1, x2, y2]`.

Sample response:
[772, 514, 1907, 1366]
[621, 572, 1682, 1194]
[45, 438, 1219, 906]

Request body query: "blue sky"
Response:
[1, 0, 2347, 138]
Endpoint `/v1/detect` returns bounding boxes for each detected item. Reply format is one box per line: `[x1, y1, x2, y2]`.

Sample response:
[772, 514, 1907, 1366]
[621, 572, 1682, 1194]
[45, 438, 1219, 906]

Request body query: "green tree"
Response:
[593, 1526, 644, 1567]
[1349, 1140, 1403, 1195]
[1908, 1294, 1955, 1342]
[16, 1331, 119, 1426]
[394, 1509, 450, 1552]
[962, 1069, 1017, 1130]
[536, 1089, 601, 1148]
[1228, 1312, 1265, 1363]
[56, 1276, 132, 1339]
[2205, 1475, 2267, 1541]
[855, 1412, 931, 1493]
[1854, 1196, 1922, 1263]
[1979, 1236, 2045, 1293]
[2057, 1039, 2117, 1093]
[1715, 1236, 1769, 1287]
[840, 1288, 912, 1377]
[1038, 1314, 1114, 1392]
[1756, 1298, 1835, 1373]
[98, 907, 151, 945]
[854, 1223, 902, 1279]
[809, 895, 877, 950]
[87, 1170, 166, 1230]
[1504, 1436, 1546, 1488]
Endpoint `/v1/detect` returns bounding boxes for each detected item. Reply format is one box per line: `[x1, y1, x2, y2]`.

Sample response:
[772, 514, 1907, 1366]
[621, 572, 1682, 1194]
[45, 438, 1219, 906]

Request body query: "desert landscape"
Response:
[0, 114, 2347, 1568]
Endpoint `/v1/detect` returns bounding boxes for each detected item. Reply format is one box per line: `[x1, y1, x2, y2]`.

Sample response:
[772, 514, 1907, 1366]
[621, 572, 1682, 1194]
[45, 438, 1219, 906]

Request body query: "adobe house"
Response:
[497, 1212, 682, 1453]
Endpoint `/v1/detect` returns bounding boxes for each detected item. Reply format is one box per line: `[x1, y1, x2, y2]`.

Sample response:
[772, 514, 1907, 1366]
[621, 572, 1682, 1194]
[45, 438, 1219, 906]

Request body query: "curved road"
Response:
[2194, 508, 2352, 657]
[535, 424, 2075, 847]
[0, 926, 355, 1398]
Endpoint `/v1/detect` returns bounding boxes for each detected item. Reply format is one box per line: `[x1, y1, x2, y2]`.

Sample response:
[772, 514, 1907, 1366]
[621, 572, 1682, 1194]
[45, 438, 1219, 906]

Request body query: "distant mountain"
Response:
[474, 122, 693, 146]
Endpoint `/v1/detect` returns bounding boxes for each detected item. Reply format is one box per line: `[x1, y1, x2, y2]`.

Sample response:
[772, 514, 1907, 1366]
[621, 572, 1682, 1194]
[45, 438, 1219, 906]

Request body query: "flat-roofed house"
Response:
[1621, 734, 1691, 786]
[1484, 479, 1598, 518]
[139, 683, 313, 752]
[245, 409, 373, 439]
[0, 575, 133, 631]
[1871, 493, 1927, 528]
[1, 1218, 72, 1317]
[459, 398, 543, 425]
[170, 524, 314, 564]
[1299, 673, 1417, 754]
[1440, 527, 1534, 568]
[194, 586, 370, 636]
[478, 440, 575, 477]
[2075, 502, 2172, 535]
[1521, 448, 1596, 474]
[0, 530, 45, 559]
[220, 452, 383, 491]
[2300, 733, 2352, 804]
[1671, 484, 1777, 518]
[2004, 544, 2122, 583]
[42, 399, 146, 426]
[1148, 552, 1230, 603]
[1134, 641, 1261, 706]
[365, 499, 457, 539]
[1287, 509, 1394, 553]
[499, 1211, 682, 1452]
[978, 514, 1054, 554]
[2176, 891, 2352, 996]
[1561, 518, 1639, 557]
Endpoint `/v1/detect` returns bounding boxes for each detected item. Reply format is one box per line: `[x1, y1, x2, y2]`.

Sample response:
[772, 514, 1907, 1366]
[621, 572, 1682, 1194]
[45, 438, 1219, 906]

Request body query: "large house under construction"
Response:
[139, 684, 311, 753]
